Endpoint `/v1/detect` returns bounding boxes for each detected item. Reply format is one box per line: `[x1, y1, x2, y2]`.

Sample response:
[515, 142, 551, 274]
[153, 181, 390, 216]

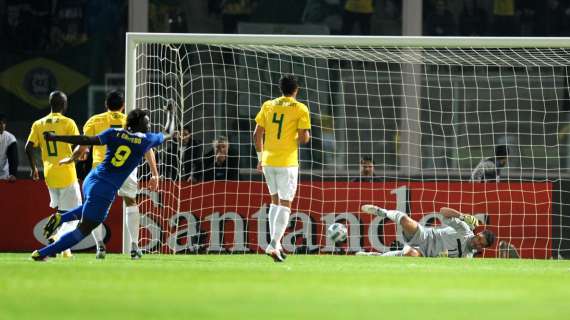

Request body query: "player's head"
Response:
[471, 230, 496, 252]
[106, 90, 125, 112]
[49, 90, 68, 114]
[280, 74, 299, 97]
[182, 125, 192, 145]
[126, 109, 150, 133]
[360, 156, 375, 176]
[495, 145, 509, 167]
[0, 114, 6, 133]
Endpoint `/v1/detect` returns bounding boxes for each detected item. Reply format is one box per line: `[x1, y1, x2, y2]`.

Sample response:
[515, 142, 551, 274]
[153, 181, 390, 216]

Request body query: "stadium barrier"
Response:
[2, 180, 558, 258]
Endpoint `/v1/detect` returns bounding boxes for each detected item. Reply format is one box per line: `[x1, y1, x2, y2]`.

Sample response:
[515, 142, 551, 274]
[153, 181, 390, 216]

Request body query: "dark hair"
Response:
[49, 91, 67, 112]
[126, 109, 149, 133]
[360, 156, 374, 165]
[182, 125, 192, 133]
[495, 145, 509, 159]
[481, 230, 496, 247]
[279, 74, 299, 96]
[0, 114, 6, 123]
[106, 91, 124, 111]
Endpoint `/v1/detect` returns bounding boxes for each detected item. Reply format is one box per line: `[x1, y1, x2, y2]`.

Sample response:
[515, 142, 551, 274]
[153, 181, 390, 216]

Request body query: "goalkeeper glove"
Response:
[461, 214, 480, 230]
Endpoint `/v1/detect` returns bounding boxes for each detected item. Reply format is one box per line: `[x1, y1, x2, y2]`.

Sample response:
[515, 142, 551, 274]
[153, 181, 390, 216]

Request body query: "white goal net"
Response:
[126, 34, 570, 259]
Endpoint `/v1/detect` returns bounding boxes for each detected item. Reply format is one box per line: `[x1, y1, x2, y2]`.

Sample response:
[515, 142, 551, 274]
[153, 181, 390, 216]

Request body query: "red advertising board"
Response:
[0, 180, 552, 258]
[0, 180, 123, 252]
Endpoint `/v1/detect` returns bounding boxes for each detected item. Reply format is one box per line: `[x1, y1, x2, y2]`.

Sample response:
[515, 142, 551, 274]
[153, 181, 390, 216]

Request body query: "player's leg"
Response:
[262, 166, 279, 245]
[33, 195, 113, 260]
[35, 217, 98, 260]
[91, 224, 106, 259]
[43, 204, 85, 240]
[270, 167, 297, 261]
[261, 166, 284, 262]
[381, 250, 404, 257]
[356, 251, 383, 256]
[268, 194, 279, 243]
[361, 205, 418, 238]
[119, 169, 142, 259]
[54, 182, 82, 258]
[45, 186, 77, 257]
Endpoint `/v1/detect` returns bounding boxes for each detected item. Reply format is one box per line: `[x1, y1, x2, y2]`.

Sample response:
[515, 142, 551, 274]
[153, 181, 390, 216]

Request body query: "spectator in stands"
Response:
[168, 8, 187, 33]
[341, 0, 374, 35]
[492, 0, 517, 36]
[220, 0, 256, 33]
[0, 114, 18, 182]
[518, 0, 537, 36]
[424, 0, 456, 36]
[163, 125, 202, 182]
[458, 0, 488, 36]
[302, 0, 343, 33]
[536, 0, 570, 36]
[200, 135, 239, 181]
[470, 145, 509, 182]
[351, 156, 376, 182]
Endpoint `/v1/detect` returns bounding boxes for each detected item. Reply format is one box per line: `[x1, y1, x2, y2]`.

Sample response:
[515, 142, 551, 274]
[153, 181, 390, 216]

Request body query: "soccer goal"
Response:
[125, 33, 570, 259]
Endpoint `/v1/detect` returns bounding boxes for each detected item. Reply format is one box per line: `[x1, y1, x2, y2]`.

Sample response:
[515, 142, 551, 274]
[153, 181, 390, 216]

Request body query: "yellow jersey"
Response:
[255, 96, 311, 167]
[83, 111, 126, 167]
[493, 0, 514, 16]
[27, 113, 79, 188]
[345, 0, 374, 14]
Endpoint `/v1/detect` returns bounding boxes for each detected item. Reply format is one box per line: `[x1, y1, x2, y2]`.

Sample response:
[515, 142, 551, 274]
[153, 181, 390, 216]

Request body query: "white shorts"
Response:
[118, 168, 138, 199]
[48, 182, 82, 211]
[262, 166, 298, 201]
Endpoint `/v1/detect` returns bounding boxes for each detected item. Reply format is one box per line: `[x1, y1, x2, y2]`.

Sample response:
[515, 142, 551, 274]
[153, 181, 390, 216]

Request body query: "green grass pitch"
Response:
[1, 253, 570, 320]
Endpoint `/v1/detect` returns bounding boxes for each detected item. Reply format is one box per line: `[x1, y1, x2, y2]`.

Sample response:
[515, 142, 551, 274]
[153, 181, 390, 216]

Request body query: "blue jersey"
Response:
[89, 129, 164, 196]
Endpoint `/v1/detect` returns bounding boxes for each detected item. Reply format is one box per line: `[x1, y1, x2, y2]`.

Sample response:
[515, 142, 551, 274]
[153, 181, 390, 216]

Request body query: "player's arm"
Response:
[298, 129, 310, 145]
[253, 124, 264, 171]
[144, 148, 159, 191]
[60, 145, 89, 165]
[6, 140, 18, 181]
[24, 140, 39, 181]
[160, 101, 178, 141]
[297, 105, 311, 145]
[43, 132, 103, 146]
[440, 207, 479, 231]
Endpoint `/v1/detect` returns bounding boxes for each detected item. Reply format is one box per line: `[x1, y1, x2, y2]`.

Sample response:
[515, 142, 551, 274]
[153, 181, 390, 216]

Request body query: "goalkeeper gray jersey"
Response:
[409, 217, 475, 258]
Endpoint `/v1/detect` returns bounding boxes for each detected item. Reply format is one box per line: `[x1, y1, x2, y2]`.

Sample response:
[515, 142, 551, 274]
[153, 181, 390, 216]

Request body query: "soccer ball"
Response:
[327, 223, 348, 243]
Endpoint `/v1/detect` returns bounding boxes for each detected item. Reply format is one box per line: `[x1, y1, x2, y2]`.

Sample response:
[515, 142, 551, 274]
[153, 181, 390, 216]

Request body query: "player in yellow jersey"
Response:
[253, 75, 311, 262]
[67, 91, 156, 259]
[25, 91, 81, 258]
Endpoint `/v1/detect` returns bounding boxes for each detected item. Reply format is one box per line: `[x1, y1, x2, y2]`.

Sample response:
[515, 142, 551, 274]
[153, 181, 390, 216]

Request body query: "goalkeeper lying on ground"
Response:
[359, 205, 496, 258]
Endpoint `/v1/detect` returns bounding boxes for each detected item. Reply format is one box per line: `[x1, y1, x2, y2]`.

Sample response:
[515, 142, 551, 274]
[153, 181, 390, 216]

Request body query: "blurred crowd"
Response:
[154, 0, 570, 36]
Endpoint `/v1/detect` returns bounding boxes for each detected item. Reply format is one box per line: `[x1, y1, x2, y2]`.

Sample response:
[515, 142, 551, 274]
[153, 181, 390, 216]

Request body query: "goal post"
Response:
[125, 33, 570, 258]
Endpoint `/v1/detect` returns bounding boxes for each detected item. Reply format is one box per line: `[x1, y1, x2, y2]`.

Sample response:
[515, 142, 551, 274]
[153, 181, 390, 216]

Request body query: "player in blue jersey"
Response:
[31, 109, 174, 261]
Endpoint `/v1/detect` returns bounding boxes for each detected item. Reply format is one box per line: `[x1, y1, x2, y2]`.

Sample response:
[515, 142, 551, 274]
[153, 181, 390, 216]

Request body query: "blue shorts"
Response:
[80, 171, 117, 223]
[83, 171, 117, 200]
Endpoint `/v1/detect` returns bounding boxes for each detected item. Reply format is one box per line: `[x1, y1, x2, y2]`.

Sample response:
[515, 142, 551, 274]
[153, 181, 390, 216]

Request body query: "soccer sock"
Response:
[386, 210, 407, 225]
[39, 228, 86, 258]
[126, 206, 141, 249]
[91, 224, 105, 250]
[270, 205, 291, 250]
[381, 250, 404, 257]
[267, 204, 279, 249]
